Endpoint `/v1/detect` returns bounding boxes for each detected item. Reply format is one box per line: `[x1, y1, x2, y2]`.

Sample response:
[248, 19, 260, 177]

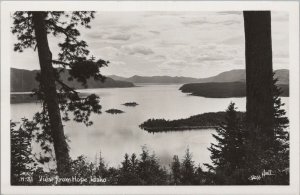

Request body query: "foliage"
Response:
[208, 103, 245, 169]
[205, 102, 247, 184]
[117, 153, 141, 185]
[205, 75, 289, 185]
[11, 11, 109, 170]
[10, 125, 210, 187]
[243, 76, 290, 184]
[11, 120, 35, 185]
[170, 155, 181, 185]
[13, 12, 93, 60]
[180, 148, 195, 184]
[136, 147, 168, 185]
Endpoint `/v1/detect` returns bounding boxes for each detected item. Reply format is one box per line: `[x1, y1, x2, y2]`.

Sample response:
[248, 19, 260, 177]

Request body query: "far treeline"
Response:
[179, 81, 289, 98]
[10, 11, 290, 185]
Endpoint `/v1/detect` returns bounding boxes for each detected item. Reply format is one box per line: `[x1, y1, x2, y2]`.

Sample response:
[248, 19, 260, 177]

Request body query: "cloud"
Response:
[160, 60, 187, 68]
[93, 46, 120, 60]
[196, 55, 233, 62]
[217, 11, 243, 15]
[106, 34, 131, 41]
[86, 33, 103, 39]
[122, 45, 154, 55]
[149, 30, 160, 35]
[110, 60, 126, 66]
[182, 18, 210, 26]
[118, 25, 139, 31]
[12, 11, 289, 77]
[182, 18, 240, 27]
[216, 20, 240, 25]
[153, 55, 167, 60]
[222, 36, 244, 45]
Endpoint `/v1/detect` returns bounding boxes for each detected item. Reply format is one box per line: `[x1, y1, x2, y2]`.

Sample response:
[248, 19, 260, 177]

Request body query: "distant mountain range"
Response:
[108, 75, 199, 84]
[109, 69, 289, 85]
[11, 68, 134, 92]
[11, 68, 289, 93]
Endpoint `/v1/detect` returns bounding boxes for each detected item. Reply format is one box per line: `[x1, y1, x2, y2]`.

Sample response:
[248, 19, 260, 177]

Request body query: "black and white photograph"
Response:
[1, 1, 299, 194]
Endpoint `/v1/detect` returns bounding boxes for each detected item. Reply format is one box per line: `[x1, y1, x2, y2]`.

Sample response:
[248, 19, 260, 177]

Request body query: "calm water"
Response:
[11, 84, 289, 168]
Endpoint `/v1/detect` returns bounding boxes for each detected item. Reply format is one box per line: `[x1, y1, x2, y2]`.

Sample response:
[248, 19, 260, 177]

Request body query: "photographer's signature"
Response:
[248, 170, 275, 181]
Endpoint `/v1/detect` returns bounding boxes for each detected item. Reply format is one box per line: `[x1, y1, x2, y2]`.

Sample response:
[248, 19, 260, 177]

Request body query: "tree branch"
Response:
[46, 19, 78, 42]
[52, 60, 70, 66]
[55, 79, 78, 95]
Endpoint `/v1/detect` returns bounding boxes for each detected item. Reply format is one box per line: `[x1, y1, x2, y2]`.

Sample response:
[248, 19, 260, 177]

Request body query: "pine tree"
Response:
[272, 76, 289, 146]
[245, 76, 289, 184]
[96, 152, 108, 179]
[193, 165, 205, 185]
[205, 102, 247, 184]
[121, 153, 131, 172]
[272, 77, 289, 179]
[118, 153, 141, 185]
[207, 103, 245, 171]
[206, 75, 290, 184]
[137, 147, 167, 185]
[180, 148, 195, 185]
[170, 155, 181, 185]
[130, 153, 139, 173]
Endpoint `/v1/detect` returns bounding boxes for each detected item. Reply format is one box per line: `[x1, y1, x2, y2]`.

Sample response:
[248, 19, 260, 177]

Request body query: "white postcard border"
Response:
[1, 1, 299, 195]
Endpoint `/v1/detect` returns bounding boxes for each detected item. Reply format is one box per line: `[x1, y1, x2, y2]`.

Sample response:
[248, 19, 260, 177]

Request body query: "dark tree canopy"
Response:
[13, 12, 93, 59]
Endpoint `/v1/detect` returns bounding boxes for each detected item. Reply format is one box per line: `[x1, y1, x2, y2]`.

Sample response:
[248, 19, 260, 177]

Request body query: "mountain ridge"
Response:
[11, 68, 289, 92]
[11, 68, 135, 92]
[108, 69, 289, 85]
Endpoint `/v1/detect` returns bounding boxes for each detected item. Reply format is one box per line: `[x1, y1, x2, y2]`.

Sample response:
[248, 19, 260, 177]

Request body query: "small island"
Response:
[122, 102, 139, 107]
[139, 112, 244, 133]
[105, 109, 124, 114]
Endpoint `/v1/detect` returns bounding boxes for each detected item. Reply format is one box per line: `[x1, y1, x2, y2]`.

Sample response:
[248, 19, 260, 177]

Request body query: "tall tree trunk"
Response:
[32, 12, 70, 176]
[243, 11, 274, 145]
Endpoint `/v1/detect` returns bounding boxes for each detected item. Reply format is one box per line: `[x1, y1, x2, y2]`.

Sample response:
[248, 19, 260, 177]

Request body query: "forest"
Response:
[139, 112, 240, 132]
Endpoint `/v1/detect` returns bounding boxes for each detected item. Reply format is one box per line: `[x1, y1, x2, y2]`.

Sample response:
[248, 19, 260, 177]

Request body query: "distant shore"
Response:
[179, 82, 289, 98]
[11, 92, 93, 104]
[141, 125, 219, 133]
[11, 94, 39, 104]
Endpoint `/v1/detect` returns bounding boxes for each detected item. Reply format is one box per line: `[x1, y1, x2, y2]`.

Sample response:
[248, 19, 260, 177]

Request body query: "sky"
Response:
[10, 11, 289, 78]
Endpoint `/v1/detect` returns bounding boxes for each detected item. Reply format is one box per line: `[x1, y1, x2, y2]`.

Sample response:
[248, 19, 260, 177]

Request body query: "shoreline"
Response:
[141, 125, 218, 133]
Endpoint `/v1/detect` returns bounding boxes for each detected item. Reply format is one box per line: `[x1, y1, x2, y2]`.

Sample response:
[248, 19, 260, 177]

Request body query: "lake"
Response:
[10, 84, 289, 169]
